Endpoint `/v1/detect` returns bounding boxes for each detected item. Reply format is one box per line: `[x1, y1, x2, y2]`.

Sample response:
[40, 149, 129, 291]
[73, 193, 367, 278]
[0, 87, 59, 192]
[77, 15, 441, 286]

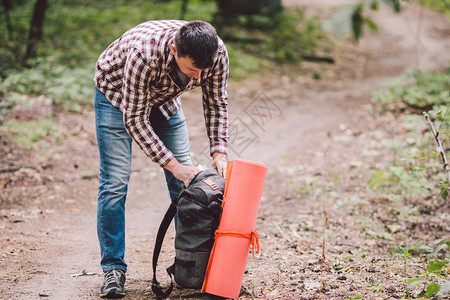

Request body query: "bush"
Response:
[371, 68, 450, 109]
[369, 68, 450, 203]
[0, 56, 93, 113]
[0, 0, 218, 112]
[0, 0, 324, 114]
[420, 0, 450, 17]
[268, 9, 322, 62]
[219, 8, 323, 64]
[3, 118, 58, 147]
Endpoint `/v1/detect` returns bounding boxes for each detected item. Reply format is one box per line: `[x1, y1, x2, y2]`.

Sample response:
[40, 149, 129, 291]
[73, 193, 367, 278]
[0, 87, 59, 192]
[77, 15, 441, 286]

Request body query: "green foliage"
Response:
[406, 256, 450, 297]
[215, 0, 283, 21]
[372, 68, 450, 109]
[346, 295, 363, 300]
[381, 0, 400, 12]
[367, 142, 439, 203]
[269, 10, 322, 62]
[221, 8, 323, 64]
[0, 0, 34, 73]
[0, 0, 218, 72]
[227, 48, 267, 81]
[392, 239, 450, 298]
[41, 0, 218, 67]
[351, 4, 364, 41]
[0, 0, 219, 112]
[427, 258, 448, 273]
[0, 0, 325, 113]
[3, 118, 58, 146]
[324, 0, 400, 42]
[420, 0, 450, 17]
[369, 69, 450, 204]
[0, 56, 93, 113]
[374, 68, 450, 295]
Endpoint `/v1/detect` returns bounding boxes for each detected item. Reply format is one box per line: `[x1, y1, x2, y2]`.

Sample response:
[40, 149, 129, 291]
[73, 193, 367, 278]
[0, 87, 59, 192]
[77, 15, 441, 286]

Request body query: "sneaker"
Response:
[100, 269, 126, 299]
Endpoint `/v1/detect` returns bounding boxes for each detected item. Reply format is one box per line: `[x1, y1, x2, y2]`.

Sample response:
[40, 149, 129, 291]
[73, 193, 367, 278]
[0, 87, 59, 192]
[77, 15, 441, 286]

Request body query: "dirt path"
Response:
[1, 2, 449, 299]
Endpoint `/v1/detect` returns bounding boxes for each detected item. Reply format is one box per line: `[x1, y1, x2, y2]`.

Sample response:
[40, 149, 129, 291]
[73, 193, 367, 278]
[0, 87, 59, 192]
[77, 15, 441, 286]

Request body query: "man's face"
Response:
[171, 44, 203, 79]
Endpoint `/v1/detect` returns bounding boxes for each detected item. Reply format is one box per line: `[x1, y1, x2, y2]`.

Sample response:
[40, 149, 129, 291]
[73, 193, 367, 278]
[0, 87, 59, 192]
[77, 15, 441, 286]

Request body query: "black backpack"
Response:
[151, 169, 226, 299]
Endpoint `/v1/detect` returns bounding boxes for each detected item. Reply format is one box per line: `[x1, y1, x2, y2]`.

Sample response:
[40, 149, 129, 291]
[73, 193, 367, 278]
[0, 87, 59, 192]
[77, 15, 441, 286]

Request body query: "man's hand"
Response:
[211, 152, 228, 178]
[164, 158, 200, 187]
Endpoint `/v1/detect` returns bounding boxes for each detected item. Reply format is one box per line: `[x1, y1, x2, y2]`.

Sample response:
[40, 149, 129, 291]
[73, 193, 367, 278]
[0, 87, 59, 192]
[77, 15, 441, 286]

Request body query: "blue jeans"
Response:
[94, 87, 191, 273]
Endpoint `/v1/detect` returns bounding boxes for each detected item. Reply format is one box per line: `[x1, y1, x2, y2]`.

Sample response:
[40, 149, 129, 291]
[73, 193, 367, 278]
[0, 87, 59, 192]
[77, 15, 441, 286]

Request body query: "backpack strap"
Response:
[152, 202, 177, 299]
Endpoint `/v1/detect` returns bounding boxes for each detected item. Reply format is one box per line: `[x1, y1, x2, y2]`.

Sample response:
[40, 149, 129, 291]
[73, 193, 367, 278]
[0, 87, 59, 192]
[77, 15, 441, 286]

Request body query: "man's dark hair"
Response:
[174, 21, 218, 69]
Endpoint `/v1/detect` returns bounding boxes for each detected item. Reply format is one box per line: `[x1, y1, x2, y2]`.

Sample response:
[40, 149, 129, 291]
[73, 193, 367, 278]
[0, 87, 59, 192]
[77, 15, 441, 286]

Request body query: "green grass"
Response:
[3, 118, 58, 147]
[369, 68, 450, 204]
[420, 0, 450, 18]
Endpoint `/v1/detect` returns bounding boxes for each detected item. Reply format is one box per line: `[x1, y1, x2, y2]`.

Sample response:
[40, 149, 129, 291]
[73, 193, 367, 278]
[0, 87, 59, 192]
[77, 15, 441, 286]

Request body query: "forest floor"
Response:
[1, 1, 449, 299]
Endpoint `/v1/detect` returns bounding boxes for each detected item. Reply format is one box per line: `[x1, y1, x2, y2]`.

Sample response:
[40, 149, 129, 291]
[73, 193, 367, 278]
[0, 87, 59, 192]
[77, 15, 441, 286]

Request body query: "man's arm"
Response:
[164, 158, 200, 187]
[122, 49, 174, 166]
[202, 45, 230, 177]
[211, 152, 227, 177]
[122, 49, 199, 186]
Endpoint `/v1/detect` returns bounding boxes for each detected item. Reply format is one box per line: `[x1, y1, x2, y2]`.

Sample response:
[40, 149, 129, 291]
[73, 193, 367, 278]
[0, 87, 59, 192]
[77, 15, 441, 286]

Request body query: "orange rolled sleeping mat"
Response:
[202, 158, 268, 299]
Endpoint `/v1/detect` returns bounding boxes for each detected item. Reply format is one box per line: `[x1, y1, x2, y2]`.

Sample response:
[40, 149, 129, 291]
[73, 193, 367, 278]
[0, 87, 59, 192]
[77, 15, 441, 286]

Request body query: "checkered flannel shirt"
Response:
[94, 20, 229, 167]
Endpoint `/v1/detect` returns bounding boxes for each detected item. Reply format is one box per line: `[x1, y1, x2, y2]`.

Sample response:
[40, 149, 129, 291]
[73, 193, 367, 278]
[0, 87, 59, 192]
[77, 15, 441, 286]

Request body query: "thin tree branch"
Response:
[436, 103, 450, 135]
[424, 111, 450, 202]
[274, 222, 291, 242]
[320, 194, 329, 291]
[321, 196, 329, 271]
[0, 166, 38, 173]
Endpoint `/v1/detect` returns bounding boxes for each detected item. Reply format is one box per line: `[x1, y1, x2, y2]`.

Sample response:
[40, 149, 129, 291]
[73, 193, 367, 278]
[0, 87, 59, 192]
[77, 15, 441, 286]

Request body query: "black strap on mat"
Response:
[152, 203, 177, 299]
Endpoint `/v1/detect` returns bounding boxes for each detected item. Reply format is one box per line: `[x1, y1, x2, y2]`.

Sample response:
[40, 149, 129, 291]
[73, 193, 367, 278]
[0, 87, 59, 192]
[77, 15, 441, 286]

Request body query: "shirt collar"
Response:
[165, 37, 176, 72]
[164, 36, 204, 87]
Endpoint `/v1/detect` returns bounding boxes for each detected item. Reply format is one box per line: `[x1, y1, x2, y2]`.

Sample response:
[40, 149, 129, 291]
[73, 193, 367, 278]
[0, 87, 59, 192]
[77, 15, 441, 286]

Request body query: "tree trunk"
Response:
[1, 0, 13, 41]
[25, 0, 48, 62]
[180, 0, 188, 20]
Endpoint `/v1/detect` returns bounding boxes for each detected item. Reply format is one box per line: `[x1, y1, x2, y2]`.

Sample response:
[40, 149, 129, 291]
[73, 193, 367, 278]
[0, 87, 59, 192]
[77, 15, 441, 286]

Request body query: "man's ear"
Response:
[171, 44, 177, 56]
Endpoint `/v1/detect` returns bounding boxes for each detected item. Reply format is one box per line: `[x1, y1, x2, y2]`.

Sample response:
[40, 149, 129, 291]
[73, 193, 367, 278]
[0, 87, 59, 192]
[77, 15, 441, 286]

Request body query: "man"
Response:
[94, 20, 229, 298]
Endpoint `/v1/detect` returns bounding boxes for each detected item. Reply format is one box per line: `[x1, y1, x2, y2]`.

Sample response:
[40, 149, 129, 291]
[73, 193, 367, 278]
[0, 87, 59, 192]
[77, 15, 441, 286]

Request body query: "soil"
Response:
[1, 2, 449, 299]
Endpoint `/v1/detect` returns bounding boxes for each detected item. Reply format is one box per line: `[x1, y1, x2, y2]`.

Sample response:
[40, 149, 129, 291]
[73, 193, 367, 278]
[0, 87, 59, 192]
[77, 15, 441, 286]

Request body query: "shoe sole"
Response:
[100, 289, 126, 299]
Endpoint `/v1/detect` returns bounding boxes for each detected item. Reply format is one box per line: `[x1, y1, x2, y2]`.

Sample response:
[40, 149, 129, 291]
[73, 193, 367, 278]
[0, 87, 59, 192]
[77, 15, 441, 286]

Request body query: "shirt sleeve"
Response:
[122, 49, 174, 167]
[202, 47, 229, 156]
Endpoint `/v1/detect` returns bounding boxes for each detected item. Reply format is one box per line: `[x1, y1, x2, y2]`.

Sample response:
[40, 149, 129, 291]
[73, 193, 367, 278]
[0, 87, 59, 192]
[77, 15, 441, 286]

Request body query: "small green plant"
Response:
[406, 239, 450, 298]
[419, 0, 450, 18]
[268, 9, 322, 62]
[369, 284, 383, 293]
[3, 118, 58, 147]
[369, 69, 450, 204]
[0, 56, 93, 113]
[323, 0, 401, 42]
[372, 68, 450, 110]
[220, 6, 324, 69]
[367, 162, 436, 204]
[346, 295, 363, 300]
[373, 68, 450, 295]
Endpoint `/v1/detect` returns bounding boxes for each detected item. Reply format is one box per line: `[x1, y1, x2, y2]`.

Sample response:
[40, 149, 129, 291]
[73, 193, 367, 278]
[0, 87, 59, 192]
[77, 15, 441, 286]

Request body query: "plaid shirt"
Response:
[95, 20, 229, 167]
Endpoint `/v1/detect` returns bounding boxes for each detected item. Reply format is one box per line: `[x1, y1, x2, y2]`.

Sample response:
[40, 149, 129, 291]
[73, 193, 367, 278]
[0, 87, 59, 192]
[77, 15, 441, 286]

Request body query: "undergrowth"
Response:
[370, 68, 450, 204]
[419, 0, 450, 18]
[369, 68, 450, 298]
[391, 239, 450, 298]
[0, 0, 323, 114]
[3, 118, 58, 147]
